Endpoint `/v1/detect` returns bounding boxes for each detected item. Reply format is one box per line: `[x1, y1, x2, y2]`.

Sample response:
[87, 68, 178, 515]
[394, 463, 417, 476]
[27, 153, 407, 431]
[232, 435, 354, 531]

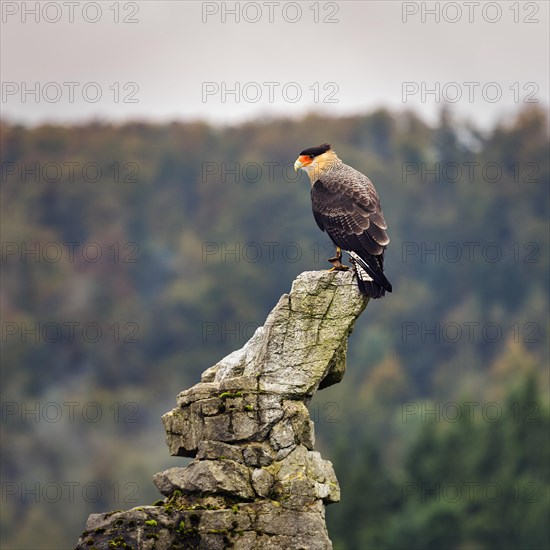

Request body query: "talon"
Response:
[327, 246, 348, 270]
[327, 258, 350, 272]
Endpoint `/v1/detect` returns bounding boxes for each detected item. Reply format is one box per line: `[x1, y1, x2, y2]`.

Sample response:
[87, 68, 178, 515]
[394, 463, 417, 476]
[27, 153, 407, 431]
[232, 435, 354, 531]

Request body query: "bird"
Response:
[294, 143, 392, 298]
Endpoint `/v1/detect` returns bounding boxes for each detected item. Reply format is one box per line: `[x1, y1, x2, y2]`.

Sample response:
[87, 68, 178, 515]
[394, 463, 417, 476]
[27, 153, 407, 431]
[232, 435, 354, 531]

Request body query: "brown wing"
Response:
[311, 165, 389, 255]
[310, 163, 391, 291]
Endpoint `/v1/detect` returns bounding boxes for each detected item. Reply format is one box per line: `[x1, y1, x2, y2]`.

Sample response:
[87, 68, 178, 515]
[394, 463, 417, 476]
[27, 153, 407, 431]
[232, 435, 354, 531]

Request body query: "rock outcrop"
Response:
[75, 270, 368, 549]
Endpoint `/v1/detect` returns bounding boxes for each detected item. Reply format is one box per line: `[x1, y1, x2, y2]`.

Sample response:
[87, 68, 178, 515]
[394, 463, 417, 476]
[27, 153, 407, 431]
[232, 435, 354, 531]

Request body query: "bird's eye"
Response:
[309, 155, 315, 160]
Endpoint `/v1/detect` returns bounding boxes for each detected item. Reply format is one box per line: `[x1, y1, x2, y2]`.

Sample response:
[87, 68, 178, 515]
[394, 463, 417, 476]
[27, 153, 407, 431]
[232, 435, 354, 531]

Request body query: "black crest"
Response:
[299, 143, 332, 158]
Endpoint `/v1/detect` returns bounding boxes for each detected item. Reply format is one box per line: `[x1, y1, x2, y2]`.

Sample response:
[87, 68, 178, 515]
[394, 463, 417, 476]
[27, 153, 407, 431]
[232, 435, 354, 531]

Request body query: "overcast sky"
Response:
[1, 0, 548, 128]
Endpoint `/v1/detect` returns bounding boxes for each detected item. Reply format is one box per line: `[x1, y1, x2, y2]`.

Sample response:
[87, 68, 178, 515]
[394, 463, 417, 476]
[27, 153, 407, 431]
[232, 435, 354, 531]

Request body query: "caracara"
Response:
[294, 143, 392, 298]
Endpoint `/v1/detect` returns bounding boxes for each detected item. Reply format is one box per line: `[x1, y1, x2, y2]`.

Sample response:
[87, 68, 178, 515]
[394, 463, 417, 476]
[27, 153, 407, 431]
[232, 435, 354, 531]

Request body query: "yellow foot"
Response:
[327, 260, 350, 272]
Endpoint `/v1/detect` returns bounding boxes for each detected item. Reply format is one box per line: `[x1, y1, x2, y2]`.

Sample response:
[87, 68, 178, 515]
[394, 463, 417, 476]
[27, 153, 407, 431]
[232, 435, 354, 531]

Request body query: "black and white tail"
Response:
[348, 251, 392, 299]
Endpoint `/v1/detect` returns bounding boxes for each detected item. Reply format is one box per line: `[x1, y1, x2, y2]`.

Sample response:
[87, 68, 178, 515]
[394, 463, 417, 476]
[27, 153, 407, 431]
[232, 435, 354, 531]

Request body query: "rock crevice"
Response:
[76, 270, 368, 550]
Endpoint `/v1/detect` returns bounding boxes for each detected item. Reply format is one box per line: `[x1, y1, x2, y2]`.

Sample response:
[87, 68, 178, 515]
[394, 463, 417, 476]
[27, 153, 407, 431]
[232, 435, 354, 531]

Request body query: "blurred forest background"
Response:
[1, 105, 549, 549]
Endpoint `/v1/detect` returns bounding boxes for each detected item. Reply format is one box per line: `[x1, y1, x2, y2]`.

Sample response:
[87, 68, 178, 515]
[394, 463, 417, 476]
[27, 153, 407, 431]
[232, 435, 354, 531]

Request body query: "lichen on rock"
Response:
[75, 270, 368, 550]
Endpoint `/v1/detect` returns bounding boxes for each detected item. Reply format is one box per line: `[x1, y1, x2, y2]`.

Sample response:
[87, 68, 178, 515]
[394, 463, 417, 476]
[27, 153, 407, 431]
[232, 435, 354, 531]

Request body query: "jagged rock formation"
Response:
[75, 270, 368, 550]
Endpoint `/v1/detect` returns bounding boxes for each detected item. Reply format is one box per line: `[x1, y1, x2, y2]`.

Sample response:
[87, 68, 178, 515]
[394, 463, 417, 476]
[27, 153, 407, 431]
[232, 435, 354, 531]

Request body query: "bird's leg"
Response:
[327, 246, 349, 271]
